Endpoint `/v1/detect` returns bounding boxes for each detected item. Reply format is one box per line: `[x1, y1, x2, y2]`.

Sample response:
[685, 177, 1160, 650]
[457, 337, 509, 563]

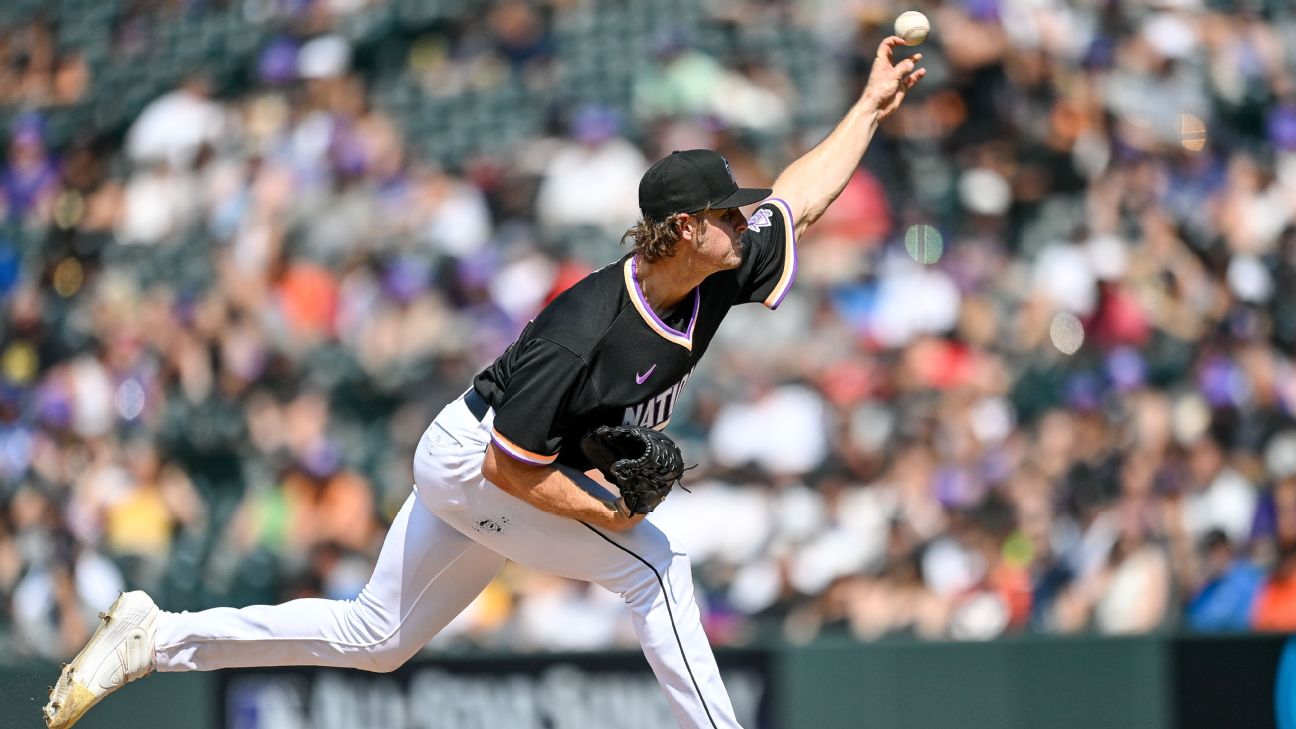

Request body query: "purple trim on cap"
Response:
[630, 256, 700, 342]
[764, 198, 798, 310]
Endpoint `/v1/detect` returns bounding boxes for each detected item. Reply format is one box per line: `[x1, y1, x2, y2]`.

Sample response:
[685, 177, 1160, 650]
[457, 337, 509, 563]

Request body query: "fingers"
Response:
[872, 36, 925, 109]
[893, 59, 923, 82]
[877, 35, 904, 61]
[879, 38, 926, 76]
[897, 53, 924, 80]
[879, 36, 906, 55]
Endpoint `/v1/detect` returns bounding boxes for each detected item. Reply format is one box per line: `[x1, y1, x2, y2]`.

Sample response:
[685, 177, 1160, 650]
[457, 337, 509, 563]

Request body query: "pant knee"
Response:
[351, 630, 421, 673]
[340, 602, 419, 673]
[356, 646, 413, 673]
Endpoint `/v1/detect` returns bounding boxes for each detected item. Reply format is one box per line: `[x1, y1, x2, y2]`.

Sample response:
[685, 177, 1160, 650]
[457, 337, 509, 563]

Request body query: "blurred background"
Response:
[1, 0, 1296, 725]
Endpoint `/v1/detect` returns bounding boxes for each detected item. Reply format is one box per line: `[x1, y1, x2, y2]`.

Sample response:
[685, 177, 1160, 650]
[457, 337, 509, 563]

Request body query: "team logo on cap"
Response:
[723, 157, 738, 186]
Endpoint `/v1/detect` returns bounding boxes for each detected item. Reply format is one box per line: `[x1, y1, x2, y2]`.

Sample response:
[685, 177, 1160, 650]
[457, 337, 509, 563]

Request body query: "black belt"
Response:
[464, 388, 490, 422]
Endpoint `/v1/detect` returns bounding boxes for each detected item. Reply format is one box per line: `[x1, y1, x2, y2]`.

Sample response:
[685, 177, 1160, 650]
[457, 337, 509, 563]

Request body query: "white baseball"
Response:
[894, 10, 930, 46]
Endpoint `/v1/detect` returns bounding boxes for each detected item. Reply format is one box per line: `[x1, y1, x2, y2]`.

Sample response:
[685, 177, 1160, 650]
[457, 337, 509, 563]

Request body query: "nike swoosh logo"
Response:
[635, 365, 657, 385]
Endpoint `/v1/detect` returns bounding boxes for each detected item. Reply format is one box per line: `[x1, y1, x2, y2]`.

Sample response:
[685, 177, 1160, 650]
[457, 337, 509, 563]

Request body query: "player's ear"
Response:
[673, 213, 693, 242]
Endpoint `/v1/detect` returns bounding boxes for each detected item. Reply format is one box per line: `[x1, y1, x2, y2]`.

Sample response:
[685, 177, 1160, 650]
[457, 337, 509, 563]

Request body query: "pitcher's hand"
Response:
[862, 36, 927, 121]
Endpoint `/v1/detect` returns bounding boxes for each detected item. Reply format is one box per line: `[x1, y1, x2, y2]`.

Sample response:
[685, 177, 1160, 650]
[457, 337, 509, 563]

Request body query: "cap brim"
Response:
[711, 187, 772, 210]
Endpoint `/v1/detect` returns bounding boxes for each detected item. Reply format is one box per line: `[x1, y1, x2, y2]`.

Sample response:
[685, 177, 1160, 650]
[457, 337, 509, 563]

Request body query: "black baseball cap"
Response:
[638, 149, 771, 221]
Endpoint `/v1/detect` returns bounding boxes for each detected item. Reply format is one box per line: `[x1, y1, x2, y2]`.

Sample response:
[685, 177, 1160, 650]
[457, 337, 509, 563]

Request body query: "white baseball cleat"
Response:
[43, 591, 160, 729]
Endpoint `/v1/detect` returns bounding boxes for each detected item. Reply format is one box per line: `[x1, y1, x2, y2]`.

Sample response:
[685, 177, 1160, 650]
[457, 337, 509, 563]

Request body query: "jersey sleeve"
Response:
[733, 198, 798, 309]
[488, 339, 586, 466]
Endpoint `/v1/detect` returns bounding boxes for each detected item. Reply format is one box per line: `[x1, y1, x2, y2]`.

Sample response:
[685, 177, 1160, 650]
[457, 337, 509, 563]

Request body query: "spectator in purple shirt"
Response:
[1, 113, 59, 222]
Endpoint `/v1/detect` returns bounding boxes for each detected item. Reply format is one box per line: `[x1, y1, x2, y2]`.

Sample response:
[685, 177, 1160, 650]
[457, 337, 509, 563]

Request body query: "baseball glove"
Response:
[580, 425, 688, 516]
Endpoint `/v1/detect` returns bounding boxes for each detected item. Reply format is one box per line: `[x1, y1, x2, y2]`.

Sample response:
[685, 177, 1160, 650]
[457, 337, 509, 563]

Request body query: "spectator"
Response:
[1253, 543, 1296, 633]
[535, 104, 647, 245]
[1185, 529, 1264, 633]
[632, 28, 728, 122]
[1, 114, 59, 223]
[125, 75, 227, 170]
[1180, 433, 1258, 546]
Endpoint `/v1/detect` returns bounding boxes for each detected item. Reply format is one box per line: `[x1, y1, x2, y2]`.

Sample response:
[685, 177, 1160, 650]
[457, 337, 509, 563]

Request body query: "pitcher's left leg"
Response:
[581, 522, 742, 729]
[433, 480, 743, 729]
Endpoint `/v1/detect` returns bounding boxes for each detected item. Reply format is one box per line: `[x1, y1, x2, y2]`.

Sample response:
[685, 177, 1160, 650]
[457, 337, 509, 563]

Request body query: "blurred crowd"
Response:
[5, 0, 1296, 660]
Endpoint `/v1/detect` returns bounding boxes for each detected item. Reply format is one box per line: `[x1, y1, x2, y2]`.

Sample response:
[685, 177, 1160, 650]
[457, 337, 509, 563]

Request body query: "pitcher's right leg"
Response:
[45, 494, 504, 729]
[44, 591, 159, 728]
[155, 493, 505, 672]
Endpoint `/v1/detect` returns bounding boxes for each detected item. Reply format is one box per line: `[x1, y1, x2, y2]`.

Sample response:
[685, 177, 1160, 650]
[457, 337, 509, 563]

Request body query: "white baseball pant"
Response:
[153, 393, 742, 729]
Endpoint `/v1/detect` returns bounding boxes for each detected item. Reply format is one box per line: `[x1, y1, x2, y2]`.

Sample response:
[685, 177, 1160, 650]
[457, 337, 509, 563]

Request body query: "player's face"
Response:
[689, 208, 748, 271]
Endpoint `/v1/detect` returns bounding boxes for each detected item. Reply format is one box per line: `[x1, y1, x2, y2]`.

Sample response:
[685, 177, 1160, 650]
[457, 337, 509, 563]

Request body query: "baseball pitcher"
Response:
[44, 37, 924, 729]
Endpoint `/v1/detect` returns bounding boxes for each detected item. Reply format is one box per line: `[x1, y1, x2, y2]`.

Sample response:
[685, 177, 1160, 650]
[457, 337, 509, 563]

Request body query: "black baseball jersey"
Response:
[472, 198, 796, 470]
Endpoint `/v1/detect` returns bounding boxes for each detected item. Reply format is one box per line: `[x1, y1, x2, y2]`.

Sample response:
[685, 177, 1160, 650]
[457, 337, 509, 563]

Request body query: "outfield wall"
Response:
[1, 634, 1287, 729]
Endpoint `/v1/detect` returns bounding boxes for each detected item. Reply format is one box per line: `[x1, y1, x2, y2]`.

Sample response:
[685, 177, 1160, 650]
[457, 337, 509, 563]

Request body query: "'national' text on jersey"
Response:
[624, 366, 695, 430]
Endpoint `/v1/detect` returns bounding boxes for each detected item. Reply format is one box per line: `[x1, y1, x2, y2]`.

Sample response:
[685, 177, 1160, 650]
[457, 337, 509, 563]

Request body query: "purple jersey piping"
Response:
[764, 197, 799, 310]
[629, 256, 701, 343]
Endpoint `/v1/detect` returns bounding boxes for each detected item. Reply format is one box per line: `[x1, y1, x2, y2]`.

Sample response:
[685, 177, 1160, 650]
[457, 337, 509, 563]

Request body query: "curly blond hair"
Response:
[621, 210, 712, 263]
